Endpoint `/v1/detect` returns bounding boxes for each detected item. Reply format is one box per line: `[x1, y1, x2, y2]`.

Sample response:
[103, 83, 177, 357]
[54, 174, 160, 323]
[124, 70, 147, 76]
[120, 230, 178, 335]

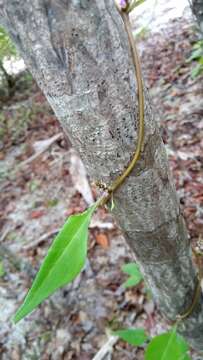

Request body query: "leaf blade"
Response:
[122, 262, 141, 276]
[145, 328, 190, 360]
[122, 262, 143, 288]
[114, 328, 148, 346]
[13, 203, 97, 323]
[123, 276, 142, 288]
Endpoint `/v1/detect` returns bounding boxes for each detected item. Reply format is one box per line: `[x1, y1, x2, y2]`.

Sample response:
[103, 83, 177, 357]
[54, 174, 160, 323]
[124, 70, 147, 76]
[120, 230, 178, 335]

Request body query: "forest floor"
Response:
[0, 11, 203, 360]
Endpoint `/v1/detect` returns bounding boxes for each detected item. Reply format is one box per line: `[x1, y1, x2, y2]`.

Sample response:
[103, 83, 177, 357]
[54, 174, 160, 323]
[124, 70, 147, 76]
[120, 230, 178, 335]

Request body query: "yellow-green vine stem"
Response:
[100, 3, 145, 206]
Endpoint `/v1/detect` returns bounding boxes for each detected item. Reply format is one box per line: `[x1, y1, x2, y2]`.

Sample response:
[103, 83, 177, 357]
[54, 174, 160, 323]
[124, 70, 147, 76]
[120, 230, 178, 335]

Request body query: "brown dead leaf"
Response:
[29, 209, 45, 219]
[95, 233, 109, 249]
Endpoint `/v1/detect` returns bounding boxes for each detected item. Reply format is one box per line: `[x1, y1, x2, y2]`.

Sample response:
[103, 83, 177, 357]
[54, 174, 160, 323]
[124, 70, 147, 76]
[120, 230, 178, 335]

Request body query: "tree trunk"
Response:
[190, 0, 203, 33]
[0, 0, 202, 350]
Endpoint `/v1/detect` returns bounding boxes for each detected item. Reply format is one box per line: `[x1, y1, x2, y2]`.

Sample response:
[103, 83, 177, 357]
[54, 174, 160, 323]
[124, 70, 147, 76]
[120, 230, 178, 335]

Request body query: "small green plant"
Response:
[145, 326, 191, 360]
[122, 262, 143, 288]
[187, 39, 203, 79]
[118, 264, 192, 359]
[114, 328, 148, 345]
[114, 324, 191, 360]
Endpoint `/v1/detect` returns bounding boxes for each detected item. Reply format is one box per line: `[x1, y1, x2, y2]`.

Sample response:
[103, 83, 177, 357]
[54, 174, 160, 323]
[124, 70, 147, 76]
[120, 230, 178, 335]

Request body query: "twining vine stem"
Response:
[176, 246, 203, 322]
[99, 1, 145, 206]
[98, 0, 202, 322]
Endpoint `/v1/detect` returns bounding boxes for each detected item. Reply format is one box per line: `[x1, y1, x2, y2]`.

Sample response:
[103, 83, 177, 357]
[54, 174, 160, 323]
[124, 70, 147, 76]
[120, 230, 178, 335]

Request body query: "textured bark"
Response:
[190, 0, 203, 33]
[1, 0, 203, 350]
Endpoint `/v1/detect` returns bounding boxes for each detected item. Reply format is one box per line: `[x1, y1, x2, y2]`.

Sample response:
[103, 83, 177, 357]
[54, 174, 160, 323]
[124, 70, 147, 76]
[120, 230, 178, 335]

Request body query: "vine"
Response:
[98, 0, 145, 206]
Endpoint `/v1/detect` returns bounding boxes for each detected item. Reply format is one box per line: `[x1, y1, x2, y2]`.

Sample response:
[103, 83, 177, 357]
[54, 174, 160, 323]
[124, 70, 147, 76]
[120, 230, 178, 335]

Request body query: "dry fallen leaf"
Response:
[29, 210, 45, 219]
[95, 233, 109, 249]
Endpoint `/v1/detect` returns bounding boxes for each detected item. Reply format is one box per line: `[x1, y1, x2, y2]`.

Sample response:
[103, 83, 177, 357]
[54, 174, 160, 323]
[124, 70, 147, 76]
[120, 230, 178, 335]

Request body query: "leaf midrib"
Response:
[161, 328, 176, 360]
[15, 209, 93, 319]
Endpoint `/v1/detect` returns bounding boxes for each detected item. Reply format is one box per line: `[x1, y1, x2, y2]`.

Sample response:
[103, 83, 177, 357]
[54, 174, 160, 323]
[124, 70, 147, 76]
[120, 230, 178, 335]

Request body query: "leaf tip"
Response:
[12, 313, 20, 325]
[12, 305, 27, 324]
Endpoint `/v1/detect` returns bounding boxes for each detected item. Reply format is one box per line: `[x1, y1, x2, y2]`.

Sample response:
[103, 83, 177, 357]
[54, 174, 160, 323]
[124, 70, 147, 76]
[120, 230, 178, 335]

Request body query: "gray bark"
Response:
[190, 0, 203, 33]
[0, 0, 203, 350]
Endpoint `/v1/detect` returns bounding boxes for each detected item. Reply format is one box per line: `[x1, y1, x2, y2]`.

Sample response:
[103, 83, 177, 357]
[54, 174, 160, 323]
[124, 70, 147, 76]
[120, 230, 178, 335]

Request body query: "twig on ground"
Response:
[17, 132, 63, 169]
[92, 335, 118, 360]
[22, 228, 60, 251]
[0, 228, 11, 243]
[22, 217, 115, 252]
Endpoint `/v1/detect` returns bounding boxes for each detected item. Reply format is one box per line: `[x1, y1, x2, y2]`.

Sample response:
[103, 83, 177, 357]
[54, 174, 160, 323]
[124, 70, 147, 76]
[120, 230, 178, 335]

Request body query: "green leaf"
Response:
[13, 203, 97, 323]
[114, 328, 148, 346]
[123, 276, 142, 288]
[145, 327, 191, 360]
[187, 48, 202, 62]
[122, 262, 141, 276]
[122, 262, 143, 288]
